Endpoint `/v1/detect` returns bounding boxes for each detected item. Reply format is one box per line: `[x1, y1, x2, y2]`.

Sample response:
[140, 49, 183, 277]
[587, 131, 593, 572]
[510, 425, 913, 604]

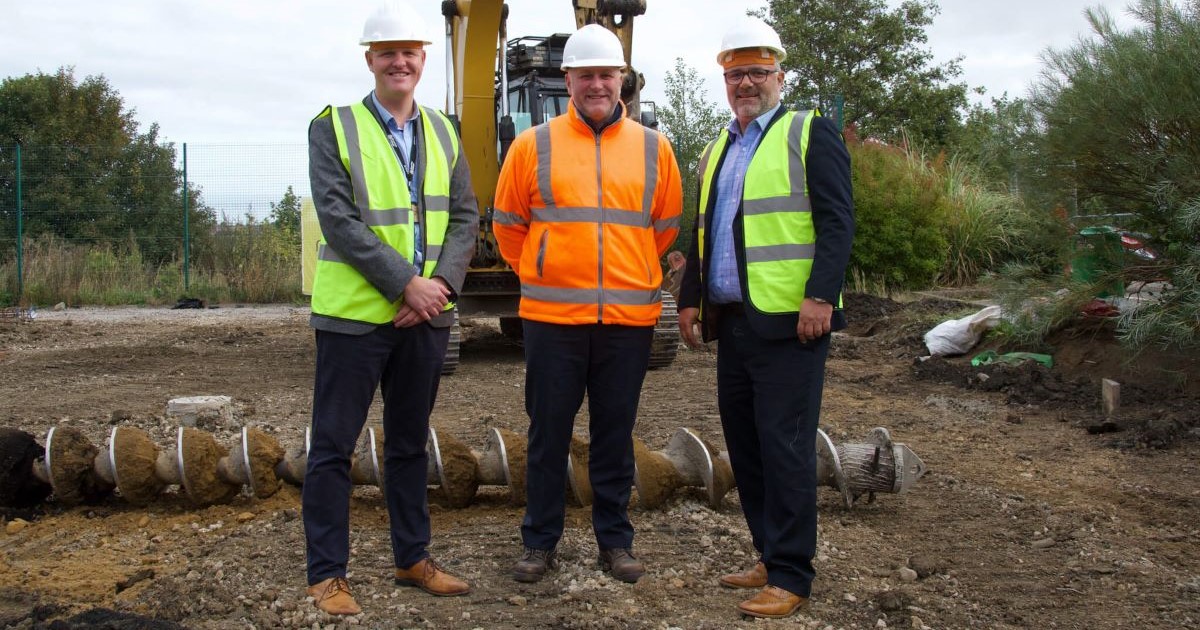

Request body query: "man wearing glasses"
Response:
[677, 17, 855, 620]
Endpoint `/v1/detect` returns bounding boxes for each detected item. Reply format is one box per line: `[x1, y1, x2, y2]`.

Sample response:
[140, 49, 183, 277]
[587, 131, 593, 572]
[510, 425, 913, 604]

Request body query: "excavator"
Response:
[302, 0, 678, 373]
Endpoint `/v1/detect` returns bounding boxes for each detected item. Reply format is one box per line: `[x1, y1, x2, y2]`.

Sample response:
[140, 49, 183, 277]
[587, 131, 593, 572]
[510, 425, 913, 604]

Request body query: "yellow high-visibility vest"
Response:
[311, 103, 458, 324]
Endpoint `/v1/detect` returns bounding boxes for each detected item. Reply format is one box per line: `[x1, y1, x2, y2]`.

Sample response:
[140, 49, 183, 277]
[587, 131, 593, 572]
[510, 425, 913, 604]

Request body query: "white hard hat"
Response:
[360, 0, 433, 46]
[717, 17, 787, 65]
[561, 24, 626, 70]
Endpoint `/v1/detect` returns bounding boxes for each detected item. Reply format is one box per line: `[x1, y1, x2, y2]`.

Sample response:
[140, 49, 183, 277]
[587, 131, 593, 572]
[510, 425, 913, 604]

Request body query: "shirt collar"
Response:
[370, 91, 420, 131]
[727, 103, 782, 139]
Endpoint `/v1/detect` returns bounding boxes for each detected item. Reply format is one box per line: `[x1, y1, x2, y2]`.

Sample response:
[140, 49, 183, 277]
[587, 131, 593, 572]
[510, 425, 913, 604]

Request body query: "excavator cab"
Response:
[502, 34, 571, 136]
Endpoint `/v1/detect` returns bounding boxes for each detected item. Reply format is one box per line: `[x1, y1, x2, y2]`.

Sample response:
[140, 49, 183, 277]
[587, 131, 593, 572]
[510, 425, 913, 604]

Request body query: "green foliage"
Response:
[657, 58, 728, 257]
[755, 0, 969, 148]
[1032, 0, 1199, 243]
[951, 95, 1043, 196]
[0, 229, 303, 306]
[209, 219, 301, 303]
[269, 185, 303, 232]
[1119, 198, 1200, 350]
[0, 67, 216, 264]
[1028, 0, 1200, 350]
[846, 140, 948, 292]
[983, 263, 1086, 351]
[923, 151, 1069, 285]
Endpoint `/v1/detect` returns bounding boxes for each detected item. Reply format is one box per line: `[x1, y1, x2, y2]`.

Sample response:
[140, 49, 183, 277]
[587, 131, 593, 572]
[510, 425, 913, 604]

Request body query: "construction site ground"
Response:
[1, 294, 1198, 630]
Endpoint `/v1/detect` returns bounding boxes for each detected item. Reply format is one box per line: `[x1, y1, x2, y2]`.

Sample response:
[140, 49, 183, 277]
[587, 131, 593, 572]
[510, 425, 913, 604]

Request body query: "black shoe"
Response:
[598, 548, 645, 583]
[512, 547, 558, 583]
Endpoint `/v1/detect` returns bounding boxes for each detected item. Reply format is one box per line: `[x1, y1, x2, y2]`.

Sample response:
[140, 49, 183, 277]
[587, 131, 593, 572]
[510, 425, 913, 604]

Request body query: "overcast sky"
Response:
[0, 1, 1140, 217]
[1, 0, 1142, 145]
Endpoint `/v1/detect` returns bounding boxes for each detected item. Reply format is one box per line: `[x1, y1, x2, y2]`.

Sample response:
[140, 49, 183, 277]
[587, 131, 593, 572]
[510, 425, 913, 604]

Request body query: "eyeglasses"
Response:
[723, 68, 777, 85]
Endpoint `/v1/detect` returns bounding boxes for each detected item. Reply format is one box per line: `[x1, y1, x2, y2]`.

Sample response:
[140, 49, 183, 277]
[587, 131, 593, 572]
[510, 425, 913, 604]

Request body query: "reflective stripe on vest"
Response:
[521, 121, 663, 315]
[311, 103, 458, 324]
[697, 110, 839, 314]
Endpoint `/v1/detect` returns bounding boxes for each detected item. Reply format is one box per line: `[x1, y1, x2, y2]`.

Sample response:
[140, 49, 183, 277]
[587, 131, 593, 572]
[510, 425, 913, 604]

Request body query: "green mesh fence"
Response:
[0, 143, 308, 303]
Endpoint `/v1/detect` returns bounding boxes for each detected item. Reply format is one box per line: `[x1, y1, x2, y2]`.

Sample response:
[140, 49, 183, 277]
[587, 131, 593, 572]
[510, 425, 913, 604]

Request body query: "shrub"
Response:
[847, 140, 948, 293]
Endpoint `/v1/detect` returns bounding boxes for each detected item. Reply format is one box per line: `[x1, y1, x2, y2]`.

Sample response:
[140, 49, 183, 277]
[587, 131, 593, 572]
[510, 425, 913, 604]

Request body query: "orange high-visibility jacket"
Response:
[493, 102, 683, 326]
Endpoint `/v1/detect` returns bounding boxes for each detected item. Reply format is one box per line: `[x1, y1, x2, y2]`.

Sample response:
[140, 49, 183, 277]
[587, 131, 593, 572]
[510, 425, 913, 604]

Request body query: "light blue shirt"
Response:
[708, 104, 782, 304]
[371, 92, 423, 267]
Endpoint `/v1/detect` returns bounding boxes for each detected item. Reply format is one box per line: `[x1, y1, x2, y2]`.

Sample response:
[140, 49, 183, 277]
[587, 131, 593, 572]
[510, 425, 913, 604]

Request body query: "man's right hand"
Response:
[398, 275, 451, 325]
[678, 307, 703, 350]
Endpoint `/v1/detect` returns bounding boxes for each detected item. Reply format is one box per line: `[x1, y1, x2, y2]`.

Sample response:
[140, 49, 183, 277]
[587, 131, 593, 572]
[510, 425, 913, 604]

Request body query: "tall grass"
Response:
[0, 224, 304, 307]
[898, 143, 1068, 287]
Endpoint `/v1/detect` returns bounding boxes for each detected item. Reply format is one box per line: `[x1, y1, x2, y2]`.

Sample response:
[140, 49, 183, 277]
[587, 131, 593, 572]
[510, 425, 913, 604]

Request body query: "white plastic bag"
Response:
[923, 305, 1003, 357]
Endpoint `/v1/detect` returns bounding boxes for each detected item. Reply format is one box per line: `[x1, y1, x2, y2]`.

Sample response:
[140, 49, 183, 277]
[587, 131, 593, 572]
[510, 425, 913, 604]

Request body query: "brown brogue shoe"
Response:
[738, 585, 809, 619]
[598, 548, 646, 583]
[305, 577, 362, 615]
[394, 557, 471, 597]
[719, 561, 767, 589]
[513, 547, 559, 583]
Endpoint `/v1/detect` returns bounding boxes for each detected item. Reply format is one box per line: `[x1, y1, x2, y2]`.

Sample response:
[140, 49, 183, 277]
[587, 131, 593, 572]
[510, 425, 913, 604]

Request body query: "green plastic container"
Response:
[1070, 226, 1124, 297]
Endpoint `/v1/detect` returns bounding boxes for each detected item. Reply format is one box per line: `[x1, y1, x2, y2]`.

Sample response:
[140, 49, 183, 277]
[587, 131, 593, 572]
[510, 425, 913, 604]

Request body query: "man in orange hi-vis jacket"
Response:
[492, 24, 683, 586]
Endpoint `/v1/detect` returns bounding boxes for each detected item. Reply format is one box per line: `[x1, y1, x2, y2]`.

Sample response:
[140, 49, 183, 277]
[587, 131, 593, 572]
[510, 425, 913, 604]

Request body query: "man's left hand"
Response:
[797, 298, 833, 343]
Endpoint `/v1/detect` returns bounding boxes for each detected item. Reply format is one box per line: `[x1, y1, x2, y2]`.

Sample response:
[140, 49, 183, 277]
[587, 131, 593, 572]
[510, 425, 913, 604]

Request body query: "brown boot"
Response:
[598, 548, 646, 583]
[719, 561, 767, 589]
[394, 557, 471, 596]
[513, 547, 559, 583]
[738, 585, 809, 619]
[305, 577, 362, 615]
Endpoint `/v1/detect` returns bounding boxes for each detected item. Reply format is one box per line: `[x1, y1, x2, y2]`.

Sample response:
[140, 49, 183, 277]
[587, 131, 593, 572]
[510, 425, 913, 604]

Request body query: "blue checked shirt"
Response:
[708, 104, 782, 304]
[371, 92, 423, 267]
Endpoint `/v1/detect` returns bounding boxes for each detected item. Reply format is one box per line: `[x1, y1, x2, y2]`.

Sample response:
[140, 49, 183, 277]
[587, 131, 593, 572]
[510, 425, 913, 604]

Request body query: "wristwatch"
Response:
[809, 296, 829, 304]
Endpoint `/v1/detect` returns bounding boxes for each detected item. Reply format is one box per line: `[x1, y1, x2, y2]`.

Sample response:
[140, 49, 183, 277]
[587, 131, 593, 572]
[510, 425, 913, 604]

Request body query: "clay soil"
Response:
[1, 297, 1198, 630]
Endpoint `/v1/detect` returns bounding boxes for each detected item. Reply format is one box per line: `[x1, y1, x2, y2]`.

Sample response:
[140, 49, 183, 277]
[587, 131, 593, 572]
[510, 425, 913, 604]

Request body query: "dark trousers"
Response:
[716, 310, 830, 598]
[303, 324, 449, 584]
[520, 320, 653, 551]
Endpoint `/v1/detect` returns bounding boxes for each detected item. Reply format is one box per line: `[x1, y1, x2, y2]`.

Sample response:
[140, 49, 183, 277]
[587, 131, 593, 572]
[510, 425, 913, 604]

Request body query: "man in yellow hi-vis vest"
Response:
[678, 17, 855, 621]
[302, 0, 477, 615]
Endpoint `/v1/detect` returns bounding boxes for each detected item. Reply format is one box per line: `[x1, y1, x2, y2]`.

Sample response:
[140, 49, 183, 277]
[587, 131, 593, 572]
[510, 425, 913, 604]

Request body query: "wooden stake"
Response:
[1102, 379, 1121, 417]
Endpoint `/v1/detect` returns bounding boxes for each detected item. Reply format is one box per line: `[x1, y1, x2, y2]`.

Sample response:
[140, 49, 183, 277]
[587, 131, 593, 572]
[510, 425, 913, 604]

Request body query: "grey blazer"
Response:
[307, 94, 479, 333]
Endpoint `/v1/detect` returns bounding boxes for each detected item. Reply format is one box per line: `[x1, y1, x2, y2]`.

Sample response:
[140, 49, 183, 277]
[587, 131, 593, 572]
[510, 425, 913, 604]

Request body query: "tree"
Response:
[269, 185, 302, 232]
[952, 94, 1043, 196]
[755, 0, 969, 148]
[657, 58, 728, 257]
[1031, 0, 1200, 349]
[0, 67, 213, 264]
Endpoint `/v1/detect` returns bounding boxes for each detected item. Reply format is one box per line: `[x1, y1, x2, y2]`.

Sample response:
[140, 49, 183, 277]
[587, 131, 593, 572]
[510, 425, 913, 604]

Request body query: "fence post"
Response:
[183, 142, 190, 292]
[15, 143, 22, 299]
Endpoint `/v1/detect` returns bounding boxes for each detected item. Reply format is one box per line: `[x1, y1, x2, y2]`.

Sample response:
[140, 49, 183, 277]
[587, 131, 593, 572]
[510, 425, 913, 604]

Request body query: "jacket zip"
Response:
[594, 131, 605, 323]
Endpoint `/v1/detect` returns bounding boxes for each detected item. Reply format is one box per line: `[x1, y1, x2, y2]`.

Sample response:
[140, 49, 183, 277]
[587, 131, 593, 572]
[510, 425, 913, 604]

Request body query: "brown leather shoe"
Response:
[719, 561, 767, 589]
[394, 557, 471, 597]
[738, 585, 809, 619]
[598, 548, 646, 583]
[305, 577, 362, 615]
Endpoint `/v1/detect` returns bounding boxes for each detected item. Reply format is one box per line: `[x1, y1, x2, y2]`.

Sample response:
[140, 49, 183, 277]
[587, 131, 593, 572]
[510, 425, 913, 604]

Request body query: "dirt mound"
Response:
[841, 293, 969, 359]
[912, 356, 1097, 406]
[912, 314, 1200, 448]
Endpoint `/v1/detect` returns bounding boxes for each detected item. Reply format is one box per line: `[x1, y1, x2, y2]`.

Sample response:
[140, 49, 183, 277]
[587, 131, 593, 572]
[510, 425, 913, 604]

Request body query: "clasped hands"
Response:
[394, 275, 451, 328]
